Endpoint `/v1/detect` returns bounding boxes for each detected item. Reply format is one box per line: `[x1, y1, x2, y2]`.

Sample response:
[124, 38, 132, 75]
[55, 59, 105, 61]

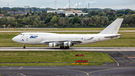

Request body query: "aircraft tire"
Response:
[65, 46, 69, 49]
[60, 46, 64, 49]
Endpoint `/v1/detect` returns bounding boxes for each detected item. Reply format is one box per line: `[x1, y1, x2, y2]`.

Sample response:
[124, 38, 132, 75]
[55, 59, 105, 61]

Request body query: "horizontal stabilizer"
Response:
[104, 35, 121, 38]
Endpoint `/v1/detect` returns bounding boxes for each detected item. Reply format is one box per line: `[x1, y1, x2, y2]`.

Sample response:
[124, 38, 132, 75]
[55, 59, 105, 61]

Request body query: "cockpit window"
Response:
[19, 34, 22, 35]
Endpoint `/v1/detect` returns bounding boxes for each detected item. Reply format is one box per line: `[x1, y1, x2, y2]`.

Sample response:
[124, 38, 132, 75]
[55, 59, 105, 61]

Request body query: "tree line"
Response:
[0, 7, 135, 28]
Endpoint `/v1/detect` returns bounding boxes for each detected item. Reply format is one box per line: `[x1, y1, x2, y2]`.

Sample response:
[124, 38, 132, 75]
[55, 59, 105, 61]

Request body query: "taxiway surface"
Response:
[0, 47, 135, 51]
[0, 64, 135, 76]
[0, 47, 135, 76]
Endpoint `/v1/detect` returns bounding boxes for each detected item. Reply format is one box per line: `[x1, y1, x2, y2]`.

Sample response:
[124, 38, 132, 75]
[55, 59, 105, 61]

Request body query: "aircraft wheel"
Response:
[65, 46, 69, 49]
[60, 46, 64, 49]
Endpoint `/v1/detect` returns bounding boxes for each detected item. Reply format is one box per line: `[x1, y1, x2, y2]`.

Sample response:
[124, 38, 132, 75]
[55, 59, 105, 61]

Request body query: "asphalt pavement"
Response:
[0, 47, 135, 76]
[0, 47, 135, 51]
[105, 51, 135, 64]
[0, 64, 135, 76]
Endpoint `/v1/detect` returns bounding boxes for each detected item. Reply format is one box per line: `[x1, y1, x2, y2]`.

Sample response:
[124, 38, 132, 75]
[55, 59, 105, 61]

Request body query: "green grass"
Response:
[0, 63, 103, 66]
[0, 27, 135, 31]
[0, 51, 114, 66]
[0, 32, 135, 47]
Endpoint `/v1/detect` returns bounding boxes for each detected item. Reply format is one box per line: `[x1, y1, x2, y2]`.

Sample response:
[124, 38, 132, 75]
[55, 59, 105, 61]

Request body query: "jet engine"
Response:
[49, 43, 56, 47]
[64, 42, 71, 47]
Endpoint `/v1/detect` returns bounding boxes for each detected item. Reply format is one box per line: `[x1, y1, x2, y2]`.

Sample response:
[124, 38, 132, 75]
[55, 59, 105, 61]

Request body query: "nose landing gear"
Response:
[23, 44, 25, 49]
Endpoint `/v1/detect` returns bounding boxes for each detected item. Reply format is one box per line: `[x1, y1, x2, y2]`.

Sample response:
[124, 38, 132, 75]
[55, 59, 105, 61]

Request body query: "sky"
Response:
[0, 0, 135, 10]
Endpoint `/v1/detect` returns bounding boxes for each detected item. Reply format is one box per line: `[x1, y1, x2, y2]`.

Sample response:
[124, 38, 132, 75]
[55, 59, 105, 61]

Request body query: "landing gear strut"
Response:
[23, 44, 25, 49]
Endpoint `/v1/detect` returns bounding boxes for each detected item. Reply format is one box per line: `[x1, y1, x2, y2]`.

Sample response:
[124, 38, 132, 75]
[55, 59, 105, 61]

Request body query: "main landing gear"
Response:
[60, 45, 69, 49]
[23, 44, 25, 49]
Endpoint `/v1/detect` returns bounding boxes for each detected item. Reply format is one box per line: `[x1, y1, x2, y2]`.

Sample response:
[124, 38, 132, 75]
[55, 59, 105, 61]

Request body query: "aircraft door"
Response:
[41, 38, 43, 41]
[26, 38, 28, 41]
[93, 37, 98, 42]
[98, 38, 100, 41]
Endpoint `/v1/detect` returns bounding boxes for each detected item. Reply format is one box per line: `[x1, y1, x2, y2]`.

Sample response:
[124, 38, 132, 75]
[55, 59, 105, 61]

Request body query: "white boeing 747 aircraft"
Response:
[12, 18, 123, 49]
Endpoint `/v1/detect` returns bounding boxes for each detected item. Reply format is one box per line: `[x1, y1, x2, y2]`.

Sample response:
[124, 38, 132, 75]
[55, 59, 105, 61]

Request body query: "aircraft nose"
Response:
[12, 37, 15, 41]
[12, 37, 17, 42]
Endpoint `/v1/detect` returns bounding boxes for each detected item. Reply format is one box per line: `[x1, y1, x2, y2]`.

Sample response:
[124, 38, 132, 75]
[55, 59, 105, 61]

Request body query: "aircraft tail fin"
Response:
[99, 18, 123, 34]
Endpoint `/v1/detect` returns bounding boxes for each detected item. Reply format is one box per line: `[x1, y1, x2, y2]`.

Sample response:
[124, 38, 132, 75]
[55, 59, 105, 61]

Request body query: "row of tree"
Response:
[1, 7, 53, 13]
[0, 8, 135, 28]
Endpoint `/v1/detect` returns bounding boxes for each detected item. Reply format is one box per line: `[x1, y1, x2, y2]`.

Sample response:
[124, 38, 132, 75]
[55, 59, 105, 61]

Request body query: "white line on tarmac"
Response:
[9, 67, 12, 70]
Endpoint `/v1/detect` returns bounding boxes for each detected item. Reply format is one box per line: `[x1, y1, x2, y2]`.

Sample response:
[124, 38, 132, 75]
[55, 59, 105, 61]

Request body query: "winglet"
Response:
[99, 18, 123, 34]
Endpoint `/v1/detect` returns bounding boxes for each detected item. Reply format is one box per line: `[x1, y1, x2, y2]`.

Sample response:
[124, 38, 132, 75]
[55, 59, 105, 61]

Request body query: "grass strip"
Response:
[0, 63, 103, 66]
[0, 28, 135, 31]
[0, 51, 114, 66]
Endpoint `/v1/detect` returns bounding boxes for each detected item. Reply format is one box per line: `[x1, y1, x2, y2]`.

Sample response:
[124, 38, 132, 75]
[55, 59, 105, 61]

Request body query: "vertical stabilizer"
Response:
[99, 18, 123, 34]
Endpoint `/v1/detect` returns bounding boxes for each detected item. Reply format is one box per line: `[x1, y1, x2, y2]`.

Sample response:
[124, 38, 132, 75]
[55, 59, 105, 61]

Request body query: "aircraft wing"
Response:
[40, 40, 82, 45]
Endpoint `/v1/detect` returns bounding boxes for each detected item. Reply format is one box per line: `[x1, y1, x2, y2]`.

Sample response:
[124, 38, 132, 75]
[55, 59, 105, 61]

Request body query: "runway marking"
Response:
[88, 67, 134, 75]
[107, 53, 119, 66]
[19, 67, 22, 70]
[63, 69, 89, 76]
[9, 67, 12, 70]
[62, 67, 135, 76]
[20, 73, 26, 76]
[88, 68, 117, 74]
